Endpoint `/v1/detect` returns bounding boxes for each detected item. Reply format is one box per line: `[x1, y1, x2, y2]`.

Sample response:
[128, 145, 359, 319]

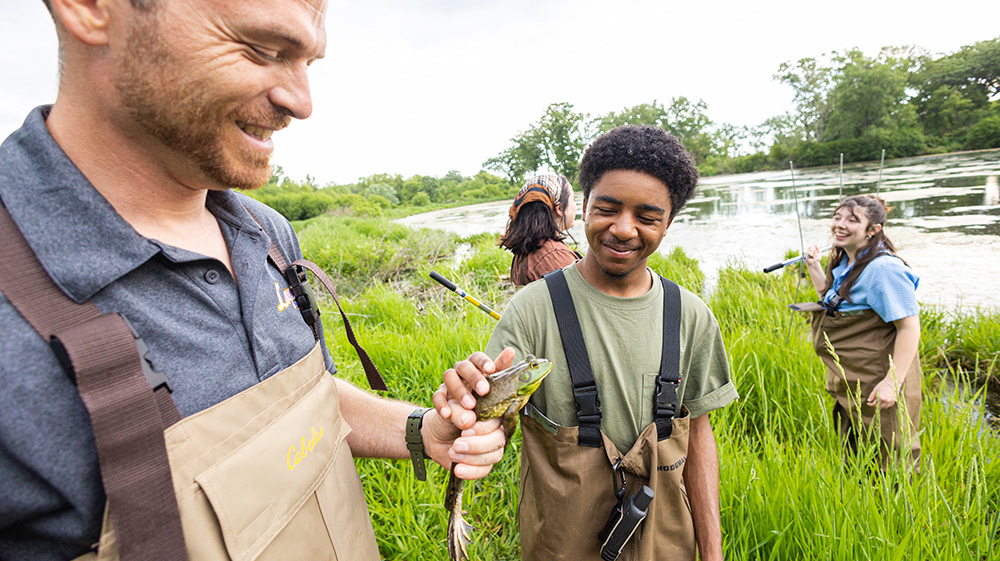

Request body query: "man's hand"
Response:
[432, 348, 515, 431]
[421, 411, 506, 480]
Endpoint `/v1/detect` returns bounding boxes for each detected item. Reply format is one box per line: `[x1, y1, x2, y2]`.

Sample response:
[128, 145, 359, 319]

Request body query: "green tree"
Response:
[484, 102, 588, 185]
[774, 55, 837, 142]
[965, 115, 1000, 149]
[364, 182, 399, 206]
[595, 98, 718, 164]
[913, 37, 1000, 149]
[825, 47, 921, 140]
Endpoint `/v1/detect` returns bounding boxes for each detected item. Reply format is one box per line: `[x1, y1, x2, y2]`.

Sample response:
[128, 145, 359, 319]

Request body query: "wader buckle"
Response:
[654, 379, 679, 419]
[51, 316, 172, 393]
[123, 316, 172, 393]
[284, 265, 320, 327]
[823, 294, 844, 316]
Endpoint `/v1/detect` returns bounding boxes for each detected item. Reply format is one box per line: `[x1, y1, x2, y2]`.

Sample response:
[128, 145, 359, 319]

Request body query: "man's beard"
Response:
[112, 14, 289, 190]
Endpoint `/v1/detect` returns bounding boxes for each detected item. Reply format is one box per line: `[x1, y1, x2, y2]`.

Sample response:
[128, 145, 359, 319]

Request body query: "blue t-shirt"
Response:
[822, 250, 920, 323]
[0, 107, 336, 561]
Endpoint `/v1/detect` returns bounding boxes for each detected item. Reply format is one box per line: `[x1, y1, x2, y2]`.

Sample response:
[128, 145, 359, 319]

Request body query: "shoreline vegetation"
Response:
[294, 211, 999, 560]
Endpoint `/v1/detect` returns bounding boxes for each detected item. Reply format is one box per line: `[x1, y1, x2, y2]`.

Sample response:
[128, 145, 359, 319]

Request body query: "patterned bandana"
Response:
[508, 174, 567, 221]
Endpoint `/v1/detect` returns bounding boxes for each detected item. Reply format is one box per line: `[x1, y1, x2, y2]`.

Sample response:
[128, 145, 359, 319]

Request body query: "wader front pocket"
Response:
[193, 374, 377, 561]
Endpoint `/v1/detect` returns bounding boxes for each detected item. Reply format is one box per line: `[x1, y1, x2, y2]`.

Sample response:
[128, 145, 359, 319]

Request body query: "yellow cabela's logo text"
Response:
[274, 282, 300, 313]
[287, 424, 325, 471]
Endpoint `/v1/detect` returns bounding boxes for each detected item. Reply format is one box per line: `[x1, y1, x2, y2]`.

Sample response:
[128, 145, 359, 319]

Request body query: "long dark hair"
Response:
[823, 194, 906, 301]
[499, 178, 572, 256]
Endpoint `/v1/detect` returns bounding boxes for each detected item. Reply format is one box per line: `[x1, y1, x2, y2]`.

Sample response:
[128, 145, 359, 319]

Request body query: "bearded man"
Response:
[0, 1, 507, 559]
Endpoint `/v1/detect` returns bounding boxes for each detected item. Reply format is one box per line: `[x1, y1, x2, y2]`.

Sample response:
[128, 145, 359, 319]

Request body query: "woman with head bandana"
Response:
[500, 174, 581, 286]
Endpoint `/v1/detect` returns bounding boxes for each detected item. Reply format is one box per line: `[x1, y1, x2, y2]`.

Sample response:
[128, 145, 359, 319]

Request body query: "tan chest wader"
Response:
[0, 205, 387, 561]
[516, 270, 695, 561]
[811, 306, 921, 470]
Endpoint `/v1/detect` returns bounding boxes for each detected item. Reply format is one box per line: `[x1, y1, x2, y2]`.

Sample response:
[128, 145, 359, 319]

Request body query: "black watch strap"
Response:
[406, 407, 431, 481]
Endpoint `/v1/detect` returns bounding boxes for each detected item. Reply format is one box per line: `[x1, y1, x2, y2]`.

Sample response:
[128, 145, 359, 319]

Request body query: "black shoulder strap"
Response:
[0, 205, 186, 561]
[654, 276, 682, 440]
[544, 269, 602, 447]
[245, 208, 387, 391]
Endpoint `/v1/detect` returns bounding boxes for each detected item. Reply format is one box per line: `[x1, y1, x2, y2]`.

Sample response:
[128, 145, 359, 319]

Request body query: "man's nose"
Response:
[269, 64, 313, 120]
[609, 214, 637, 239]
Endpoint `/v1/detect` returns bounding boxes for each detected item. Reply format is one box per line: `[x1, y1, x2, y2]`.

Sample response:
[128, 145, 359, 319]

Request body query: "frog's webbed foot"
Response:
[447, 508, 474, 561]
[446, 466, 474, 561]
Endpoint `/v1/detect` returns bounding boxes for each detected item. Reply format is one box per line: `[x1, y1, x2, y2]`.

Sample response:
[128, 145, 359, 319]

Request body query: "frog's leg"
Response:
[500, 402, 520, 451]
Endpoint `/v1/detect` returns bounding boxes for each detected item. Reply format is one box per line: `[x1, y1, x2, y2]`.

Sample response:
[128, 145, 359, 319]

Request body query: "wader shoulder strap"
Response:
[245, 208, 387, 391]
[0, 205, 186, 561]
[654, 276, 682, 440]
[543, 269, 602, 447]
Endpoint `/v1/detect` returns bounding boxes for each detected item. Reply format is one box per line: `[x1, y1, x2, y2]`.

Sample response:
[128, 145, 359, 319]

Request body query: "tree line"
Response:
[485, 37, 1000, 181]
[247, 37, 999, 222]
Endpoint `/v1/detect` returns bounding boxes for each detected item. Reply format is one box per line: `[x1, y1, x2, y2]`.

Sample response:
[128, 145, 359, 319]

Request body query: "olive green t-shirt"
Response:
[486, 262, 738, 452]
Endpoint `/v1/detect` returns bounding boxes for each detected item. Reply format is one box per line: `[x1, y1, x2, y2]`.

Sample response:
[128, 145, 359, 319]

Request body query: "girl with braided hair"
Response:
[500, 174, 581, 286]
[804, 194, 922, 470]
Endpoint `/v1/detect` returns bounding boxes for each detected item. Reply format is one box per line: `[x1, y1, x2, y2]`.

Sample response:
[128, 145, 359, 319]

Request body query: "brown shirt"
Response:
[509, 238, 579, 286]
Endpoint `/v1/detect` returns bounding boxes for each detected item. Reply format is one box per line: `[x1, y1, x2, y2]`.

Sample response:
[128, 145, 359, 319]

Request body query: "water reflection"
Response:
[688, 149, 1000, 236]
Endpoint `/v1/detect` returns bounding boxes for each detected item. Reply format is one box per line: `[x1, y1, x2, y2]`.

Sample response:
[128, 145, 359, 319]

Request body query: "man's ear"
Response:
[581, 196, 589, 221]
[662, 215, 674, 237]
[50, 0, 113, 47]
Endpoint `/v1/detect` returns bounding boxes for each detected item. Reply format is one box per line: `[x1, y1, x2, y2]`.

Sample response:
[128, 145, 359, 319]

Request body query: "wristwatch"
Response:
[406, 407, 431, 481]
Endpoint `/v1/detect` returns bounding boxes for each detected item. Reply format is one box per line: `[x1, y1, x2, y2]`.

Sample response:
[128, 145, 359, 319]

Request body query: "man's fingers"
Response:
[449, 418, 506, 474]
[432, 383, 451, 419]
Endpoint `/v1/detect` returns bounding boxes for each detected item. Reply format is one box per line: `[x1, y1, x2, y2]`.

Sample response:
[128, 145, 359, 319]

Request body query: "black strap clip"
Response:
[823, 294, 844, 316]
[284, 265, 320, 327]
[122, 316, 171, 393]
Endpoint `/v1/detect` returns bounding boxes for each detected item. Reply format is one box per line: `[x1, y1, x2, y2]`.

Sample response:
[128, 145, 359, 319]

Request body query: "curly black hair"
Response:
[578, 125, 699, 220]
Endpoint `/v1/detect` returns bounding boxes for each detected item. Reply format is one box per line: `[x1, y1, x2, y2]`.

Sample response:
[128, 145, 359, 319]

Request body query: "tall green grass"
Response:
[297, 214, 1000, 560]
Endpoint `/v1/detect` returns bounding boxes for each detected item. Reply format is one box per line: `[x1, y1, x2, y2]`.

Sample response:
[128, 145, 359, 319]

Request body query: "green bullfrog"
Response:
[445, 355, 552, 561]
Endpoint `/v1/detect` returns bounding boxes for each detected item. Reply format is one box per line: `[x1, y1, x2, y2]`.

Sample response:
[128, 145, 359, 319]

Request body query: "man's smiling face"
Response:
[111, 0, 327, 190]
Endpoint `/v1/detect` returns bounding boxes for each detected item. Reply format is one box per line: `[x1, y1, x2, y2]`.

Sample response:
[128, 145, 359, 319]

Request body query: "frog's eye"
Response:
[520, 371, 532, 383]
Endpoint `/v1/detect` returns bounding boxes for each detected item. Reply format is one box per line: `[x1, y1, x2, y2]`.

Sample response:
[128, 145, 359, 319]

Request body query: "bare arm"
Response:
[804, 244, 826, 297]
[867, 314, 920, 409]
[683, 413, 723, 561]
[335, 378, 505, 479]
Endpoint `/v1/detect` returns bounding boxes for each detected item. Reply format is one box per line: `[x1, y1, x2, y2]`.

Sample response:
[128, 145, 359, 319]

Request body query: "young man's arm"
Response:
[335, 378, 506, 480]
[683, 413, 724, 560]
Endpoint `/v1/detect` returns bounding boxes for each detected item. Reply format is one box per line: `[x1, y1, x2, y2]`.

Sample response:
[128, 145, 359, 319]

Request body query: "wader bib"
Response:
[0, 204, 384, 561]
[811, 307, 921, 470]
[517, 270, 695, 561]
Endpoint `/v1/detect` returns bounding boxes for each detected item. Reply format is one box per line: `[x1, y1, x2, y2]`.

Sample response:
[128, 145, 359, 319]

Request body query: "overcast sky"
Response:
[3, 1, 998, 186]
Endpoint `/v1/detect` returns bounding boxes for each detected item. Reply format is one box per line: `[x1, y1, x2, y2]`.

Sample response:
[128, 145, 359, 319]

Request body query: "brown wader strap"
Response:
[0, 205, 186, 561]
[247, 208, 388, 391]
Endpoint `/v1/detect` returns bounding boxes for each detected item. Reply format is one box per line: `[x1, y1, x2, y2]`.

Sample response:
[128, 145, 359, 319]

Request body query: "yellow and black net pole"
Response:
[430, 271, 501, 321]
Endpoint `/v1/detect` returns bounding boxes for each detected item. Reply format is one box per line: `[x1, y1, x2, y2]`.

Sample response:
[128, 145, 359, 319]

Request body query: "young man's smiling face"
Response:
[579, 169, 673, 295]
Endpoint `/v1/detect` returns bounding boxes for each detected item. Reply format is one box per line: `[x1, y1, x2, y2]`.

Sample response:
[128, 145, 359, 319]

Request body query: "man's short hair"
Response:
[42, 0, 157, 16]
[578, 125, 699, 220]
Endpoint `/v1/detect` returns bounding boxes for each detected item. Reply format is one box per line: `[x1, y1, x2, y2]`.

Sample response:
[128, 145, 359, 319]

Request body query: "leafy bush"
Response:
[410, 192, 431, 206]
[964, 116, 1000, 150]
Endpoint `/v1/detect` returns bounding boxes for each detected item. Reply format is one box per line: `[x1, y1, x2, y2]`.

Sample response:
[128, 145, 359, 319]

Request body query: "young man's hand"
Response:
[432, 348, 515, 430]
[424, 348, 515, 479]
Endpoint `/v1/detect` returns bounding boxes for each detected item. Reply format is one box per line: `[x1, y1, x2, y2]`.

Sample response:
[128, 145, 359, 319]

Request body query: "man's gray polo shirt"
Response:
[0, 107, 337, 561]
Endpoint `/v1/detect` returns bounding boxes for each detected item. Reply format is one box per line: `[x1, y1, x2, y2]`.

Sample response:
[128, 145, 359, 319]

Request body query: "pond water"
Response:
[399, 148, 1000, 313]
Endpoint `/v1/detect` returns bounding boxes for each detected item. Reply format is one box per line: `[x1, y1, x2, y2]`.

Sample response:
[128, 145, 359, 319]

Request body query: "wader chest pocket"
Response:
[194, 375, 353, 561]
